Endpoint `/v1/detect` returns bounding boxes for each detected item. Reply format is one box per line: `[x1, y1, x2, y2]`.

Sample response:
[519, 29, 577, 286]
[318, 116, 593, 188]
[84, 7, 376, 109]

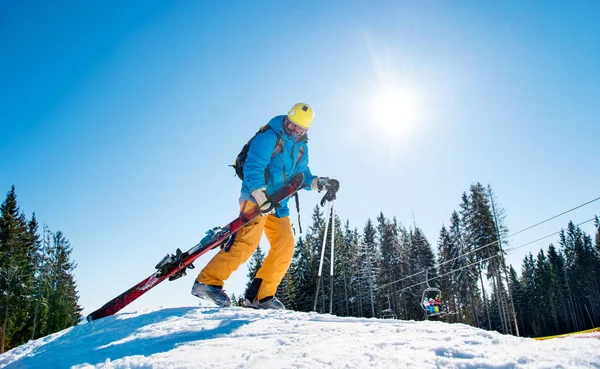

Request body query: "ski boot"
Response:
[243, 296, 285, 310]
[191, 281, 231, 307]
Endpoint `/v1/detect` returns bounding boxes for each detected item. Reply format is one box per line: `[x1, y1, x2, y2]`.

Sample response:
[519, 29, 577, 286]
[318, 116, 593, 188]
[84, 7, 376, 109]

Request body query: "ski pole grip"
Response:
[319, 179, 339, 206]
[320, 189, 337, 207]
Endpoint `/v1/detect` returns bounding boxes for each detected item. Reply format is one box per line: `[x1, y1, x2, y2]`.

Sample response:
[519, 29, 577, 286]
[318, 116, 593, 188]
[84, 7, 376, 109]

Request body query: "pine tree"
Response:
[33, 225, 53, 338]
[329, 214, 347, 316]
[28, 217, 45, 340]
[341, 223, 360, 317]
[487, 185, 515, 335]
[296, 204, 346, 315]
[45, 231, 82, 334]
[286, 206, 327, 312]
[289, 236, 317, 312]
[459, 192, 482, 327]
[353, 219, 380, 318]
[410, 227, 436, 279]
[376, 214, 402, 319]
[559, 222, 599, 331]
[310, 206, 344, 315]
[534, 250, 553, 335]
[437, 225, 458, 321]
[448, 210, 477, 323]
[407, 226, 436, 320]
[595, 217, 600, 256]
[595, 217, 600, 309]
[396, 225, 413, 320]
[520, 253, 538, 336]
[0, 187, 37, 352]
[460, 184, 504, 330]
[276, 268, 297, 310]
[508, 265, 526, 336]
[10, 214, 41, 345]
[546, 244, 571, 334]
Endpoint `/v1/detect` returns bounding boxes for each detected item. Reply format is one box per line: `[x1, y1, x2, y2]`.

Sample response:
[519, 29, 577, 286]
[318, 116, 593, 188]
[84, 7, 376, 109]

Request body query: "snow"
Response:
[1, 307, 599, 369]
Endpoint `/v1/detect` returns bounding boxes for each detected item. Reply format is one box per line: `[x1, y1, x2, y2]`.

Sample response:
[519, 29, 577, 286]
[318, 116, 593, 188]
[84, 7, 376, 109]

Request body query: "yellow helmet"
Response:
[287, 103, 314, 129]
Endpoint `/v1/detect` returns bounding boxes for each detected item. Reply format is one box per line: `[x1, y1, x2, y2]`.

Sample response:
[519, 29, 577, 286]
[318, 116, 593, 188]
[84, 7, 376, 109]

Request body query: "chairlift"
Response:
[421, 287, 446, 316]
[420, 270, 448, 318]
[380, 308, 397, 319]
[380, 294, 397, 319]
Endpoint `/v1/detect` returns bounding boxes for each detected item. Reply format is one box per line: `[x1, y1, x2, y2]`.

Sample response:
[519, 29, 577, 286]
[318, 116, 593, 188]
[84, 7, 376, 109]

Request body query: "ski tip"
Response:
[86, 312, 102, 322]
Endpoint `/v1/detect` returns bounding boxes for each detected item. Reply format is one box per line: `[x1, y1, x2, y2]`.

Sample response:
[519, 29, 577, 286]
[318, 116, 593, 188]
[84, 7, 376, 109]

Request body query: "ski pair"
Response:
[86, 173, 305, 322]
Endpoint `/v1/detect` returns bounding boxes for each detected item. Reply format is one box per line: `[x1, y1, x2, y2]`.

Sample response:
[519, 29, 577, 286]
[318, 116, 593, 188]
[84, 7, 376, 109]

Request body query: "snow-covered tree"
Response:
[376, 214, 402, 319]
[0, 187, 37, 352]
[352, 219, 380, 318]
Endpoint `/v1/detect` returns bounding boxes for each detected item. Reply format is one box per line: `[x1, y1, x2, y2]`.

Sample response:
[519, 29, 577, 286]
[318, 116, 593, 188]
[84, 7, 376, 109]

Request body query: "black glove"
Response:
[312, 177, 340, 194]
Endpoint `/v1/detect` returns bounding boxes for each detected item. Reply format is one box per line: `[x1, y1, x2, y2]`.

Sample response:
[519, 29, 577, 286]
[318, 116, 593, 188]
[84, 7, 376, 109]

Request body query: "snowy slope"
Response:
[1, 307, 599, 369]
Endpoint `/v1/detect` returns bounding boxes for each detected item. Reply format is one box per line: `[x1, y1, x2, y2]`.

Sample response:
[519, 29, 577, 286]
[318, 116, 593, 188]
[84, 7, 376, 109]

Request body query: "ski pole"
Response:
[313, 200, 331, 312]
[329, 200, 336, 314]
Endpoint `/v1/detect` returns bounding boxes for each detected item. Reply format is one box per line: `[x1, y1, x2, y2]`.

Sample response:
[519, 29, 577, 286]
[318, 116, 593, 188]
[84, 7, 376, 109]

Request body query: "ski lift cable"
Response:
[394, 254, 501, 294]
[380, 197, 599, 290]
[393, 217, 595, 295]
[380, 238, 500, 290]
[403, 217, 596, 294]
[381, 217, 594, 302]
[505, 217, 596, 253]
[508, 197, 600, 238]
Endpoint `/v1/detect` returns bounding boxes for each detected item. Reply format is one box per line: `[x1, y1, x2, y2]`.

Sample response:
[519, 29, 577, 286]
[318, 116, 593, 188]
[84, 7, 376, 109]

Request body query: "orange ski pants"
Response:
[197, 200, 295, 301]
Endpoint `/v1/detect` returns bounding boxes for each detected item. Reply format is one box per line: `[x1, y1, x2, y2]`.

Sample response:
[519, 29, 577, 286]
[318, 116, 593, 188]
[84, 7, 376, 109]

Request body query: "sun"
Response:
[369, 85, 421, 138]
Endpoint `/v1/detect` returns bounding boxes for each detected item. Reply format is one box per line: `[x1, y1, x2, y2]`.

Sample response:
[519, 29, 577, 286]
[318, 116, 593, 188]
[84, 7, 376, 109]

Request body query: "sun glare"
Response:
[370, 85, 421, 138]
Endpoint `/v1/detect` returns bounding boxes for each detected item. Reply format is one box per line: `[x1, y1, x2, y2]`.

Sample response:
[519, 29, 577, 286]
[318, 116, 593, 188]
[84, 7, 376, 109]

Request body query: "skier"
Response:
[191, 103, 339, 309]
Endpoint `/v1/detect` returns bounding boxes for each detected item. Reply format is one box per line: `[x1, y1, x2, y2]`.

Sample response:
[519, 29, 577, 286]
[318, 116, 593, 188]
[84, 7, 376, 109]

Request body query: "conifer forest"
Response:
[2, 183, 599, 352]
[0, 187, 81, 353]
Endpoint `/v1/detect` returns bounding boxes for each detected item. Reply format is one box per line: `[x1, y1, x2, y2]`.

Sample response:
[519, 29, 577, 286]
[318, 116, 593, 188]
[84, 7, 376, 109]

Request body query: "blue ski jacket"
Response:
[240, 115, 316, 217]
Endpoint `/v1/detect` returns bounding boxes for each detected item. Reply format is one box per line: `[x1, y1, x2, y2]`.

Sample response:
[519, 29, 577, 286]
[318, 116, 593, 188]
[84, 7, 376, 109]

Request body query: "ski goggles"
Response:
[284, 118, 308, 137]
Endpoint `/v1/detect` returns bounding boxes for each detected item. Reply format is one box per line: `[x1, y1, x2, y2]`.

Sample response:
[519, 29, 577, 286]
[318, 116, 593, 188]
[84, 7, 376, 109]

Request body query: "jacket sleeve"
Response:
[243, 130, 278, 193]
[297, 142, 317, 190]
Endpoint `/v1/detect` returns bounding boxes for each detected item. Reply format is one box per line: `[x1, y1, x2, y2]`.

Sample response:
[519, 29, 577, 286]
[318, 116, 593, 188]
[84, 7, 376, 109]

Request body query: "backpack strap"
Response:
[296, 145, 305, 166]
[264, 132, 284, 184]
[272, 135, 284, 159]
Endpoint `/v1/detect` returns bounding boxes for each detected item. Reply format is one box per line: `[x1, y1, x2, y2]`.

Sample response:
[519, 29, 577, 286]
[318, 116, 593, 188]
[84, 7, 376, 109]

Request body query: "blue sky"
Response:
[1, 1, 599, 316]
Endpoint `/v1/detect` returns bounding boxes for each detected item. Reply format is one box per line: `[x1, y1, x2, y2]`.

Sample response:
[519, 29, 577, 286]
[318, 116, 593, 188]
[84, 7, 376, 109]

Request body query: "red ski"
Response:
[87, 173, 305, 322]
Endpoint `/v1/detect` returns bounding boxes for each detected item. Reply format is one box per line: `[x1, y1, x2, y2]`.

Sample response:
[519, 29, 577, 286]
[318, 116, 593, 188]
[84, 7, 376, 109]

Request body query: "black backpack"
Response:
[231, 125, 285, 180]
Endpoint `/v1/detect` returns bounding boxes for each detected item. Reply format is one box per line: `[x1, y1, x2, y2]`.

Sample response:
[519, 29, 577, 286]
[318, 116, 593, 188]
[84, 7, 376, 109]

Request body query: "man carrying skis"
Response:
[191, 103, 339, 309]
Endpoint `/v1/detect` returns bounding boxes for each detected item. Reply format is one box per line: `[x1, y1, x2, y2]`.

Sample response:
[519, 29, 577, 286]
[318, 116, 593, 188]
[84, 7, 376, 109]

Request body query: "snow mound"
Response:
[1, 307, 599, 368]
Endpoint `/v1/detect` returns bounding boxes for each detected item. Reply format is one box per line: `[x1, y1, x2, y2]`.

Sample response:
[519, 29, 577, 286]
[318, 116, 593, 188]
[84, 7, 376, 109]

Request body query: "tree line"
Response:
[0, 187, 81, 353]
[235, 183, 599, 338]
[3, 181, 598, 353]
[510, 219, 600, 337]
